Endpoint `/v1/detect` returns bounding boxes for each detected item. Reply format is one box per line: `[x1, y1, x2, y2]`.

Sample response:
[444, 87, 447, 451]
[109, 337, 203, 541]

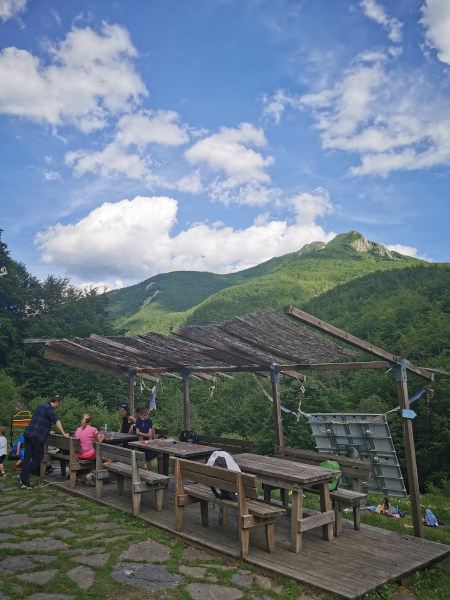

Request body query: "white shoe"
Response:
[85, 472, 96, 487]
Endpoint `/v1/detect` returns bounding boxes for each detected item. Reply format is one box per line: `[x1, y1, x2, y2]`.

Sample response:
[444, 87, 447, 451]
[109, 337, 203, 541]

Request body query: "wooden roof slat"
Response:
[284, 306, 433, 380]
[218, 308, 355, 363]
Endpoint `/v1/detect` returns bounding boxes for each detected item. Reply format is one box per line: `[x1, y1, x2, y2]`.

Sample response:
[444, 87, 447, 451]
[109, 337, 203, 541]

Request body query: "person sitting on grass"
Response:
[135, 407, 155, 470]
[73, 413, 111, 486]
[12, 433, 25, 471]
[376, 497, 392, 516]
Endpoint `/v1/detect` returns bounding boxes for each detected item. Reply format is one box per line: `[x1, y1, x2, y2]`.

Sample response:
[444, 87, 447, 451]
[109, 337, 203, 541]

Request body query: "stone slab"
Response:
[185, 583, 243, 600]
[72, 553, 110, 567]
[119, 540, 171, 563]
[112, 562, 184, 592]
[17, 569, 58, 584]
[66, 565, 95, 589]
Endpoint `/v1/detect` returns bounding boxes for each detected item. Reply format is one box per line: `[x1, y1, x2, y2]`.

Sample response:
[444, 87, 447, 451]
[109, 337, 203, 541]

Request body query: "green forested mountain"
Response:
[108, 231, 422, 333]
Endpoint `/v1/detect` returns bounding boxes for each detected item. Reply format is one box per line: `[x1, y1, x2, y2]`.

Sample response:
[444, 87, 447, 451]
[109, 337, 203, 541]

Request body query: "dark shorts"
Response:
[0, 454, 6, 464]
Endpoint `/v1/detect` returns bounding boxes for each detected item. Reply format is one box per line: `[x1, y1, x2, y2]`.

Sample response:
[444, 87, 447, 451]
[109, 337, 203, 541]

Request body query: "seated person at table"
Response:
[13, 433, 26, 470]
[135, 407, 155, 470]
[74, 413, 112, 486]
[118, 404, 136, 434]
[376, 497, 392, 516]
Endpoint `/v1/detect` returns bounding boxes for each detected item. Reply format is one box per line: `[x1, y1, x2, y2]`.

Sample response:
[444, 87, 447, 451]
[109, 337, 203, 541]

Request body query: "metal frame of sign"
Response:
[308, 413, 407, 497]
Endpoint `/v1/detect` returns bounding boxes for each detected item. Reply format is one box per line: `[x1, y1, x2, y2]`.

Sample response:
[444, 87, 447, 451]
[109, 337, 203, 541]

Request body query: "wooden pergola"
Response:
[44, 306, 433, 538]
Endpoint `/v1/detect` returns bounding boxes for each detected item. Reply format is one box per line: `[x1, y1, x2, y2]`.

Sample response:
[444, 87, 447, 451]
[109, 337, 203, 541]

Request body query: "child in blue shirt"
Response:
[135, 407, 155, 469]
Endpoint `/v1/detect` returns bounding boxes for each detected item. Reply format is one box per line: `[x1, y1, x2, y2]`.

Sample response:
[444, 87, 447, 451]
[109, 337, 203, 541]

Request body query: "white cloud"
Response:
[186, 123, 273, 184]
[34, 193, 336, 285]
[360, 0, 403, 43]
[386, 244, 430, 261]
[65, 109, 190, 183]
[185, 123, 276, 205]
[299, 53, 450, 176]
[0, 0, 27, 22]
[0, 22, 147, 131]
[261, 89, 302, 124]
[420, 0, 450, 65]
[115, 110, 190, 149]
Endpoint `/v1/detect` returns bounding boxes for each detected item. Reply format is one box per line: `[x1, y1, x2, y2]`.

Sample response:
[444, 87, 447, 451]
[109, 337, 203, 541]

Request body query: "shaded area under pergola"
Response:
[44, 306, 433, 537]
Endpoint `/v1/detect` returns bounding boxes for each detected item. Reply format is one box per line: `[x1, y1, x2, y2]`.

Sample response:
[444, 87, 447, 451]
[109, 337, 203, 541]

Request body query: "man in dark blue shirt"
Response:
[20, 395, 69, 489]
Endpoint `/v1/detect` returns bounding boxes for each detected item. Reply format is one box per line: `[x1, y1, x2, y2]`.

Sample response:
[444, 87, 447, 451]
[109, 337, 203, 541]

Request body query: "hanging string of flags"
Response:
[252, 373, 434, 425]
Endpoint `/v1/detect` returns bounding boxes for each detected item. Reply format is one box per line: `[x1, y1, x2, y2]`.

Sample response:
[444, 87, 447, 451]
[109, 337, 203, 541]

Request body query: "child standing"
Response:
[0, 426, 7, 477]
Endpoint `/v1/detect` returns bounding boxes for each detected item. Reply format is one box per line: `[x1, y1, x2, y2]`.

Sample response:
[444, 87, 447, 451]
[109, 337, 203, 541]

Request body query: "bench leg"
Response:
[69, 470, 77, 490]
[222, 504, 230, 525]
[291, 489, 302, 552]
[239, 526, 250, 560]
[132, 491, 141, 517]
[175, 504, 184, 531]
[60, 461, 66, 477]
[116, 474, 125, 495]
[353, 505, 361, 530]
[96, 477, 104, 500]
[155, 488, 164, 512]
[200, 500, 209, 527]
[334, 501, 343, 537]
[265, 522, 275, 553]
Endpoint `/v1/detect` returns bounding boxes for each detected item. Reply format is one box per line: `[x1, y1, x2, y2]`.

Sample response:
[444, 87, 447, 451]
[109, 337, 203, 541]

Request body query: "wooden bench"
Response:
[173, 457, 286, 559]
[196, 435, 254, 454]
[41, 434, 95, 489]
[273, 446, 371, 536]
[95, 442, 170, 517]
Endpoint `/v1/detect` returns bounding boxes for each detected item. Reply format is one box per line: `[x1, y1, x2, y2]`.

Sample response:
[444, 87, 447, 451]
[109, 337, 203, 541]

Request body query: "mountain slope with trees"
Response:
[109, 231, 424, 333]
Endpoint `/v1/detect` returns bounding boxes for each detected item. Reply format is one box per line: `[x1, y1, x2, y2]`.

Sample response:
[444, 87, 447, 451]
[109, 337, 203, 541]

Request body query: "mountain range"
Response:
[107, 231, 428, 335]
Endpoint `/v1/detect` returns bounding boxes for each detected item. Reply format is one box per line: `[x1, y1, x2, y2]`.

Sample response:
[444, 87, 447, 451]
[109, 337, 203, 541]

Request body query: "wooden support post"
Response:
[270, 363, 284, 447]
[128, 370, 135, 416]
[396, 362, 424, 538]
[182, 368, 190, 431]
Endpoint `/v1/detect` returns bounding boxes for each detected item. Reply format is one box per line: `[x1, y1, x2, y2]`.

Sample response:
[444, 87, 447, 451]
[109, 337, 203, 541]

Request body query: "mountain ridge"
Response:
[106, 231, 426, 334]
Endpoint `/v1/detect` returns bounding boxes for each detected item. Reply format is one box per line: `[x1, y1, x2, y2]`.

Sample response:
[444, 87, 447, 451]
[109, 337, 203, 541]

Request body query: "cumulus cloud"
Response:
[34, 193, 336, 287]
[299, 53, 450, 176]
[421, 0, 450, 65]
[65, 109, 190, 184]
[360, 0, 403, 43]
[0, 22, 147, 131]
[0, 0, 27, 22]
[185, 123, 276, 205]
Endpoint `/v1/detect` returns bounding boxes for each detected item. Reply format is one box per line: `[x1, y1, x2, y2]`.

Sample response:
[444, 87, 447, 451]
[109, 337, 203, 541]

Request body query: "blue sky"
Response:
[1, 0, 449, 290]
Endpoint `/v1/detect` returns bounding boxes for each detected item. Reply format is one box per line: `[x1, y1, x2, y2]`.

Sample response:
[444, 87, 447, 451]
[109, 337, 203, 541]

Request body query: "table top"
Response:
[102, 432, 139, 444]
[233, 453, 341, 489]
[128, 439, 220, 458]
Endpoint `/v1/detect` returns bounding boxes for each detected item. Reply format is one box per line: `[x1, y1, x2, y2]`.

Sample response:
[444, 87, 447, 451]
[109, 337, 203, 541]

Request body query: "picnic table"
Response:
[128, 439, 220, 476]
[102, 432, 139, 446]
[233, 453, 341, 553]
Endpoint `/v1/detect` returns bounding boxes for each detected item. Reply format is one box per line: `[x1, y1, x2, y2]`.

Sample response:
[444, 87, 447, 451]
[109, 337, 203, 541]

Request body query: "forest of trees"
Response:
[1, 230, 448, 493]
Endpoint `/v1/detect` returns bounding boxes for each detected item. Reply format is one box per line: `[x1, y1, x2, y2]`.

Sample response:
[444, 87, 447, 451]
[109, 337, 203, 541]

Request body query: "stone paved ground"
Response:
[0, 474, 419, 600]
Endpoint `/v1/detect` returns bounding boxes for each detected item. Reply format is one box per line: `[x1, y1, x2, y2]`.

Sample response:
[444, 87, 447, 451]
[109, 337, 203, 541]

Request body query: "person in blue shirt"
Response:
[135, 406, 155, 469]
[12, 434, 25, 470]
[20, 395, 69, 490]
